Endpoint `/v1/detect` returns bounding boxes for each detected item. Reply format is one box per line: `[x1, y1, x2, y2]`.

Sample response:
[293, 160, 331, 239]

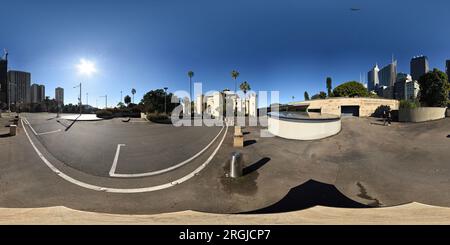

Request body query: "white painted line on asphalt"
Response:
[23, 118, 38, 135]
[22, 117, 62, 136]
[22, 118, 229, 193]
[110, 126, 226, 178]
[109, 144, 126, 176]
[37, 129, 62, 136]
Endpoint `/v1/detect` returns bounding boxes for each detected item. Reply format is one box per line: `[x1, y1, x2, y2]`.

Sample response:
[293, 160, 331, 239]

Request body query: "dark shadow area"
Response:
[56, 114, 81, 131]
[447, 134, 450, 138]
[64, 119, 78, 131]
[122, 117, 131, 123]
[0, 133, 12, 138]
[244, 140, 257, 147]
[46, 117, 57, 120]
[241, 180, 370, 214]
[243, 157, 270, 176]
[243, 131, 250, 135]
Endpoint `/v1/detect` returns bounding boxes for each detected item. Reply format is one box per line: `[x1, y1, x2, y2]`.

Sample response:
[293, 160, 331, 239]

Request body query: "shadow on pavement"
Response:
[447, 134, 450, 138]
[244, 140, 257, 147]
[57, 114, 81, 131]
[241, 180, 370, 214]
[0, 133, 12, 138]
[243, 157, 270, 176]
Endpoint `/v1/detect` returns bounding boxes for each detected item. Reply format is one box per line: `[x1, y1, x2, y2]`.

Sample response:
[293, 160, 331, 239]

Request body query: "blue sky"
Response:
[1, 0, 450, 106]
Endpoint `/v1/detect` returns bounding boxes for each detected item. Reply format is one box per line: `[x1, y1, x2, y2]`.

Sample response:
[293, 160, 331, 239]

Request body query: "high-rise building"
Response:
[406, 80, 420, 100]
[55, 87, 64, 105]
[31, 83, 45, 103]
[379, 60, 397, 87]
[0, 55, 7, 105]
[394, 73, 412, 100]
[367, 64, 380, 91]
[7, 70, 31, 105]
[410, 56, 429, 81]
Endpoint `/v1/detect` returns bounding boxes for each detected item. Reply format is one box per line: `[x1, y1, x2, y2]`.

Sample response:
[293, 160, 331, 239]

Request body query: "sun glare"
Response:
[76, 58, 96, 76]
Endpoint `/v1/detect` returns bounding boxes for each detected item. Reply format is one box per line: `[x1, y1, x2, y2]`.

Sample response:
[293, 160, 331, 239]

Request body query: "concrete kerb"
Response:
[1, 202, 450, 224]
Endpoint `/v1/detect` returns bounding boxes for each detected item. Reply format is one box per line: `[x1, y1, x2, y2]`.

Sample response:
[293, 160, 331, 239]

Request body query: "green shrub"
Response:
[399, 100, 420, 109]
[147, 113, 171, 124]
[333, 81, 369, 97]
[96, 109, 114, 119]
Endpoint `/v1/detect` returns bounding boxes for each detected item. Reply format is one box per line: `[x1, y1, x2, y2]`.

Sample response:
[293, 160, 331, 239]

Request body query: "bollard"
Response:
[233, 133, 244, 148]
[230, 152, 243, 178]
[10, 125, 17, 136]
[234, 126, 242, 136]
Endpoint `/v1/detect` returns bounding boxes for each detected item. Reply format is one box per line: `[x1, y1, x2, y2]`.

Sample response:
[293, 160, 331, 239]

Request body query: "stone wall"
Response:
[399, 107, 447, 122]
[294, 98, 399, 117]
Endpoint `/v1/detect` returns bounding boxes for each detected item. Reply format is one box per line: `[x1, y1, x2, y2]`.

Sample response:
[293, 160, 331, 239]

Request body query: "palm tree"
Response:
[188, 71, 194, 114]
[239, 81, 251, 116]
[326, 77, 332, 97]
[131, 88, 136, 104]
[231, 70, 240, 115]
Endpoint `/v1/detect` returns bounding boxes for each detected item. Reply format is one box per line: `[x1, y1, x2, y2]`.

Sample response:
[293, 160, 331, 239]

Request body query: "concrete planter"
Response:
[446, 108, 450, 117]
[399, 107, 446, 122]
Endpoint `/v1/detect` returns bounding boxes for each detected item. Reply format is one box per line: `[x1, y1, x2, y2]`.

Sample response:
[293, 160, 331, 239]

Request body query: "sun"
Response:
[76, 59, 96, 76]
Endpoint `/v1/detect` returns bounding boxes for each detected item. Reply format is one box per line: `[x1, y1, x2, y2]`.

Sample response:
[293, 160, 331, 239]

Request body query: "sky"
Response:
[1, 0, 450, 107]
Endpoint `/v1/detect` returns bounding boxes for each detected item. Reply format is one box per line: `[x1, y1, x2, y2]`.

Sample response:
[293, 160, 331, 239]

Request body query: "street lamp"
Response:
[73, 83, 82, 114]
[99, 95, 107, 109]
[164, 87, 168, 114]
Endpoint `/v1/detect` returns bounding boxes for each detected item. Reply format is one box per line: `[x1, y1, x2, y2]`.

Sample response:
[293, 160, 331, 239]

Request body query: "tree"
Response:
[124, 95, 131, 105]
[333, 81, 369, 97]
[304, 91, 310, 101]
[187, 71, 194, 114]
[239, 81, 251, 116]
[418, 68, 450, 107]
[319, 91, 327, 99]
[131, 88, 136, 104]
[231, 70, 240, 115]
[311, 91, 327, 100]
[326, 77, 333, 97]
[141, 89, 179, 113]
[117, 102, 125, 108]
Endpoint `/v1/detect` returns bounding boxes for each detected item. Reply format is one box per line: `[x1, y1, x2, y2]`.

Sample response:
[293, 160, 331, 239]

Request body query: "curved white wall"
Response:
[268, 117, 341, 140]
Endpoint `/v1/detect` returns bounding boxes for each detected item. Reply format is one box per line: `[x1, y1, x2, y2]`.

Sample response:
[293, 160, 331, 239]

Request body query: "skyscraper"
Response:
[379, 60, 397, 87]
[0, 54, 7, 105]
[367, 64, 380, 91]
[55, 87, 64, 105]
[8, 70, 31, 105]
[31, 83, 45, 103]
[410, 56, 429, 81]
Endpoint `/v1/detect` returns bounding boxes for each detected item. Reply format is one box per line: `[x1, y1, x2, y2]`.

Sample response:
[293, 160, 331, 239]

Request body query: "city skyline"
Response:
[1, 0, 450, 105]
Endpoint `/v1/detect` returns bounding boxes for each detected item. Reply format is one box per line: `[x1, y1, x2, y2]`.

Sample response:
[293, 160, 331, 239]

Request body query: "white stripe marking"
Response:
[110, 126, 225, 177]
[109, 144, 126, 176]
[21, 118, 228, 193]
[22, 117, 62, 136]
[37, 129, 62, 135]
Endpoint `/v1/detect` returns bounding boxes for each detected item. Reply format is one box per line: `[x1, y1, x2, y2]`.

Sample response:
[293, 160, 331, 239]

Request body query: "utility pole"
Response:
[100, 95, 107, 109]
[164, 87, 168, 114]
[73, 83, 82, 114]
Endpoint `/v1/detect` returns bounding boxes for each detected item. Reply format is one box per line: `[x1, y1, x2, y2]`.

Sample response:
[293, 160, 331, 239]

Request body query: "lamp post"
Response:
[164, 87, 168, 114]
[100, 95, 107, 109]
[73, 83, 82, 114]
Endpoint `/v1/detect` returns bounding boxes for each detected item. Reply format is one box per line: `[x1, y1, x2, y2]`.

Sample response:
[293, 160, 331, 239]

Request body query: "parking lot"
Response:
[1, 113, 450, 214]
